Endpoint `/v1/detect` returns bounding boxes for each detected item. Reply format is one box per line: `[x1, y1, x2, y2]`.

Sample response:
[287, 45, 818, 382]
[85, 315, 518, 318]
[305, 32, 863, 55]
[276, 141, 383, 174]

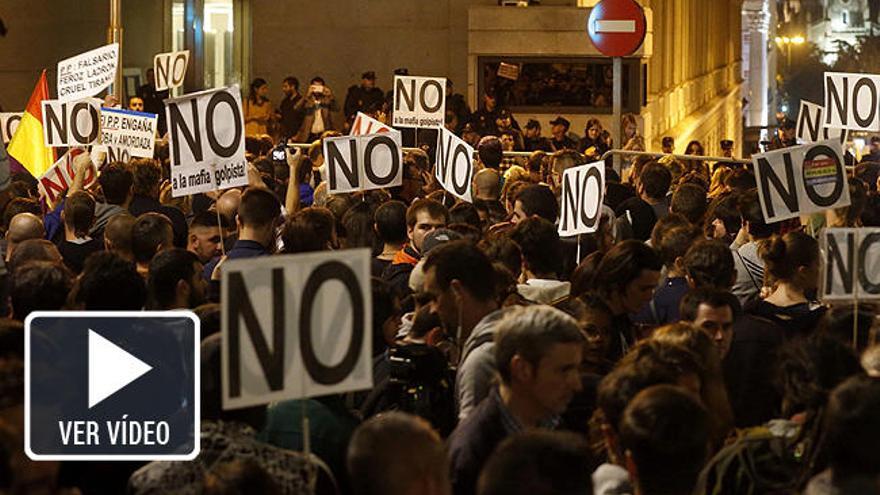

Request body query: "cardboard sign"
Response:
[221, 249, 373, 409]
[42, 98, 102, 147]
[435, 127, 474, 203]
[95, 107, 157, 162]
[824, 72, 880, 131]
[323, 132, 403, 194]
[822, 228, 880, 301]
[558, 161, 605, 236]
[497, 62, 521, 81]
[752, 139, 850, 223]
[37, 149, 98, 204]
[796, 101, 848, 145]
[153, 50, 190, 92]
[57, 43, 120, 102]
[392, 75, 446, 128]
[165, 85, 248, 197]
[350, 112, 395, 136]
[0, 113, 22, 144]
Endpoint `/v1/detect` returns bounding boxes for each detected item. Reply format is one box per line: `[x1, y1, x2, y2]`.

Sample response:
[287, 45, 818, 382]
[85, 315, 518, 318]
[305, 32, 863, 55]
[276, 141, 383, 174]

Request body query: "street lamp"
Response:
[776, 34, 805, 67]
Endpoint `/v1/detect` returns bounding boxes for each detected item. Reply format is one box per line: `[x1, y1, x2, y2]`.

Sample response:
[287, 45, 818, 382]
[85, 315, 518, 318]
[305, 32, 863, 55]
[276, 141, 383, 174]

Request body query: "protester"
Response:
[294, 76, 340, 142]
[615, 162, 672, 241]
[277, 76, 305, 141]
[731, 189, 780, 305]
[679, 288, 739, 358]
[57, 191, 103, 274]
[509, 217, 568, 304]
[244, 78, 274, 137]
[382, 199, 448, 298]
[448, 305, 584, 495]
[347, 412, 450, 495]
[5, 212, 43, 262]
[477, 431, 593, 495]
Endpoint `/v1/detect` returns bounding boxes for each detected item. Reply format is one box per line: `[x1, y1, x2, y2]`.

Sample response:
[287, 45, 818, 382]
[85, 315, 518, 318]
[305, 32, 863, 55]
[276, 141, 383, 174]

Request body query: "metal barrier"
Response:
[286, 142, 750, 164]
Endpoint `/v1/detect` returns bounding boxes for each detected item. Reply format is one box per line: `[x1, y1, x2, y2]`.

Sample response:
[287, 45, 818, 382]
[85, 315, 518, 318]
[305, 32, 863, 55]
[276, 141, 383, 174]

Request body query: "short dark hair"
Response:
[724, 168, 756, 192]
[656, 224, 703, 268]
[189, 210, 227, 231]
[705, 194, 741, 239]
[203, 459, 280, 495]
[479, 237, 522, 279]
[478, 136, 503, 169]
[98, 163, 133, 205]
[670, 183, 708, 225]
[682, 239, 736, 289]
[341, 202, 375, 250]
[75, 252, 147, 310]
[2, 198, 41, 230]
[147, 248, 199, 310]
[130, 158, 162, 196]
[679, 288, 741, 322]
[281, 207, 335, 253]
[509, 217, 562, 277]
[310, 76, 325, 85]
[516, 185, 559, 223]
[737, 189, 780, 239]
[593, 240, 662, 300]
[661, 136, 674, 148]
[63, 191, 96, 237]
[406, 199, 448, 229]
[11, 261, 73, 321]
[238, 188, 281, 228]
[639, 163, 672, 200]
[9, 239, 60, 274]
[449, 202, 482, 230]
[495, 305, 585, 384]
[824, 375, 880, 477]
[620, 385, 710, 495]
[283, 76, 299, 89]
[131, 213, 173, 264]
[423, 240, 495, 302]
[374, 200, 407, 244]
[478, 431, 593, 495]
[347, 412, 447, 495]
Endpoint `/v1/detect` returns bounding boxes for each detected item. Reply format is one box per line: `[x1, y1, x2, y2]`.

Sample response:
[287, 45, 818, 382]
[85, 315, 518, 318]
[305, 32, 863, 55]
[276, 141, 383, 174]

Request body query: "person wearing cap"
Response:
[495, 109, 523, 152]
[471, 90, 501, 137]
[549, 116, 577, 152]
[770, 119, 797, 150]
[523, 119, 552, 152]
[344, 71, 385, 120]
[720, 139, 735, 158]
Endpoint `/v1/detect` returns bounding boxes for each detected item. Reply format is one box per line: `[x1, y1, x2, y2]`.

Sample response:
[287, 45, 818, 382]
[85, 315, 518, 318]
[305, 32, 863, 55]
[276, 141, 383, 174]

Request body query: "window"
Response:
[478, 57, 641, 114]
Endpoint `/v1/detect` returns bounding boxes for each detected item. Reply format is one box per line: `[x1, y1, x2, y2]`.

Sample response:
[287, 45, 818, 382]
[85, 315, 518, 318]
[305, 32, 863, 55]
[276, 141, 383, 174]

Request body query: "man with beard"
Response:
[147, 248, 208, 310]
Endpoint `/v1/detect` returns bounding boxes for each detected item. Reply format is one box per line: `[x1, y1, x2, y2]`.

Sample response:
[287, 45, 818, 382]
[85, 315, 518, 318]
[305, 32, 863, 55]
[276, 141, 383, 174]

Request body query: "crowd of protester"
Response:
[3, 68, 880, 495]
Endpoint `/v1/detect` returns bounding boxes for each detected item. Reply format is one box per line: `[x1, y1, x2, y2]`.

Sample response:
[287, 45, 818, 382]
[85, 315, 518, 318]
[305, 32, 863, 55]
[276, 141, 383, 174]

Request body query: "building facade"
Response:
[1, 0, 743, 155]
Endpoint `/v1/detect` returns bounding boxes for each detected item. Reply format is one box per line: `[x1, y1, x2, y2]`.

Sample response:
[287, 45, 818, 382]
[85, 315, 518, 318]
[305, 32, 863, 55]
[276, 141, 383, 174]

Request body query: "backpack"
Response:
[699, 422, 806, 495]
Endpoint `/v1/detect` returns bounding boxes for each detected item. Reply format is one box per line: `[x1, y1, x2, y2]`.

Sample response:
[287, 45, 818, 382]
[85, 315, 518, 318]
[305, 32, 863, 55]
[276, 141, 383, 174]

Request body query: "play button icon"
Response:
[25, 311, 200, 461]
[88, 329, 153, 409]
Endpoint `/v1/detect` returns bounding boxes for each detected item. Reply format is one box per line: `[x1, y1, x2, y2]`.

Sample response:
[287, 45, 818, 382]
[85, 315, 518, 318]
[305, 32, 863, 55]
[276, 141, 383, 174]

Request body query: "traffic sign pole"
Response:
[586, 0, 647, 174]
[612, 56, 622, 173]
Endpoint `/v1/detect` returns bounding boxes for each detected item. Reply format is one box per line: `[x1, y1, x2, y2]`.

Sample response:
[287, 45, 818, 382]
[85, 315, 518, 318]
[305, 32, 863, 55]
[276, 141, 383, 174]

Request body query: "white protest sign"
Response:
[796, 101, 848, 145]
[350, 112, 396, 136]
[822, 228, 880, 301]
[41, 98, 102, 147]
[752, 139, 850, 223]
[153, 50, 190, 92]
[37, 149, 98, 204]
[95, 107, 157, 162]
[323, 132, 403, 194]
[824, 72, 880, 131]
[392, 75, 446, 128]
[57, 43, 119, 102]
[165, 85, 247, 197]
[558, 161, 605, 237]
[0, 113, 22, 144]
[435, 127, 474, 203]
[221, 249, 373, 409]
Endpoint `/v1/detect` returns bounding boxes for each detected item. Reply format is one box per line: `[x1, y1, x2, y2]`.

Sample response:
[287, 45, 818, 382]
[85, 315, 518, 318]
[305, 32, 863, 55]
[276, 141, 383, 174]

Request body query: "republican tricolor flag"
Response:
[7, 70, 55, 178]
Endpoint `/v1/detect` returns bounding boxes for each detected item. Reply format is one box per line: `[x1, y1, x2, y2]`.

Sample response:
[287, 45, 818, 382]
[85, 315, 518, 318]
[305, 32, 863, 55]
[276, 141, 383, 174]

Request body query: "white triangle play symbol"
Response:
[88, 329, 153, 409]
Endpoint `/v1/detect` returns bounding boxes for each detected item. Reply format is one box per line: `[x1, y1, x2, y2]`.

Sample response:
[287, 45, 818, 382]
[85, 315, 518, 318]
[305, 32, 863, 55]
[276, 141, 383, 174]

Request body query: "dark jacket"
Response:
[278, 93, 305, 140]
[724, 314, 785, 427]
[382, 244, 420, 298]
[343, 85, 384, 119]
[129, 195, 188, 248]
[448, 390, 510, 495]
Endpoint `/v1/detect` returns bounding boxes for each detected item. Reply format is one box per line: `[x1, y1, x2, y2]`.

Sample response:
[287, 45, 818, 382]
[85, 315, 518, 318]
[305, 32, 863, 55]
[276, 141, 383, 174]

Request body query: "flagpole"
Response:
[108, 0, 124, 102]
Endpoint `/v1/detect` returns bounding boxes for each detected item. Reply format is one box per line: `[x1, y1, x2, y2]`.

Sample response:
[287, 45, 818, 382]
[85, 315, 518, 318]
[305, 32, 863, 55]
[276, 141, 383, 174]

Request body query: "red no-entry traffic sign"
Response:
[587, 0, 647, 57]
